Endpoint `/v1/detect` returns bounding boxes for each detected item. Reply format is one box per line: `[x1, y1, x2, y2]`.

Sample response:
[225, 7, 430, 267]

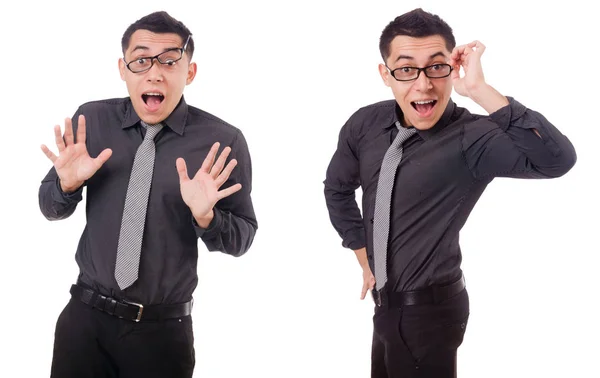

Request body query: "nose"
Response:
[413, 70, 433, 91]
[146, 59, 164, 82]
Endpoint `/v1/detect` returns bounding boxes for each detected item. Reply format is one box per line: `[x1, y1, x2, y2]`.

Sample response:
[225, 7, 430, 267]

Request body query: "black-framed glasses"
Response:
[124, 34, 192, 73]
[387, 63, 453, 82]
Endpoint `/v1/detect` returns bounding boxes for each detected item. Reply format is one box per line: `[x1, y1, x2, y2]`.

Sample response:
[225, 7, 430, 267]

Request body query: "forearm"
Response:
[491, 97, 576, 177]
[324, 115, 367, 250]
[470, 83, 509, 115]
[354, 247, 369, 270]
[39, 174, 83, 220]
[471, 83, 574, 160]
[324, 184, 366, 250]
[457, 43, 575, 179]
[195, 207, 257, 257]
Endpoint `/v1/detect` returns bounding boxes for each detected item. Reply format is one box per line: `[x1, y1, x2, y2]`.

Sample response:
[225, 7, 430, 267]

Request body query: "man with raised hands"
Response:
[39, 11, 257, 378]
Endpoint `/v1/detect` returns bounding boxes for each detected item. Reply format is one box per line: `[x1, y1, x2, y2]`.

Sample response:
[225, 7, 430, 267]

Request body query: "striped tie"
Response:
[373, 122, 416, 291]
[115, 122, 163, 290]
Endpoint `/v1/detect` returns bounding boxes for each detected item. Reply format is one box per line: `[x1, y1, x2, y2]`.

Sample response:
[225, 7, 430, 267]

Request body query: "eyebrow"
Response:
[395, 51, 447, 63]
[129, 45, 181, 55]
[131, 45, 149, 53]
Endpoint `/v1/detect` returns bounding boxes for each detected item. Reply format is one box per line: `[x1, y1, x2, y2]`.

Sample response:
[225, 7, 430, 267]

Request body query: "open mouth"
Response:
[142, 92, 165, 111]
[411, 100, 437, 116]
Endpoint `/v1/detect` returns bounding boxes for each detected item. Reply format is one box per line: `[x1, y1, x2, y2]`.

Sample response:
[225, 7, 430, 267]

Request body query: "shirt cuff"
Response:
[342, 230, 366, 251]
[489, 96, 527, 131]
[193, 208, 223, 238]
[52, 177, 83, 204]
[346, 240, 367, 251]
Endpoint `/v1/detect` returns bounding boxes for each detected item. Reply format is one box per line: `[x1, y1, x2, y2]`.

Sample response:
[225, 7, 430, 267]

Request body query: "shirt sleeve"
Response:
[323, 113, 366, 251]
[194, 129, 258, 257]
[462, 97, 577, 179]
[38, 108, 86, 220]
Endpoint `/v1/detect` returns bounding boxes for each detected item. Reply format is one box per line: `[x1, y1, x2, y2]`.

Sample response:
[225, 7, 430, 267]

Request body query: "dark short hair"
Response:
[121, 11, 195, 60]
[379, 8, 455, 63]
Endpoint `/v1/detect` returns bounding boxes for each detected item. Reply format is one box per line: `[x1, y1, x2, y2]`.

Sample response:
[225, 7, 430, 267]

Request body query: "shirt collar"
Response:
[384, 99, 456, 140]
[121, 95, 189, 136]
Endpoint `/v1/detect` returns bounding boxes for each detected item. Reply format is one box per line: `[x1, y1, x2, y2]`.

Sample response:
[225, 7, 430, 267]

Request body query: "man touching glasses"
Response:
[323, 8, 576, 377]
[39, 11, 257, 378]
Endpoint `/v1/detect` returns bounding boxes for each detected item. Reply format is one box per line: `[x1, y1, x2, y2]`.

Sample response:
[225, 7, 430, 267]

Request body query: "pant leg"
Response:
[50, 298, 118, 378]
[371, 289, 470, 378]
[397, 289, 470, 377]
[371, 327, 389, 378]
[372, 306, 419, 378]
[115, 315, 195, 378]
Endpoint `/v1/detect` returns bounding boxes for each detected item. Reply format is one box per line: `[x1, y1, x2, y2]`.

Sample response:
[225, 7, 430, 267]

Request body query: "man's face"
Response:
[119, 30, 197, 124]
[378, 35, 453, 130]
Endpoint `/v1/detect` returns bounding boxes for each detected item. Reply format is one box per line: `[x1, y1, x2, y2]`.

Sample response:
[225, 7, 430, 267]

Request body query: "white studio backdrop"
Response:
[0, 0, 598, 377]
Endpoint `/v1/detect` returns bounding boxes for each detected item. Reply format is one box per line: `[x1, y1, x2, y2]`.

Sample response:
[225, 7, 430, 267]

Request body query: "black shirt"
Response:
[324, 97, 576, 292]
[39, 96, 257, 305]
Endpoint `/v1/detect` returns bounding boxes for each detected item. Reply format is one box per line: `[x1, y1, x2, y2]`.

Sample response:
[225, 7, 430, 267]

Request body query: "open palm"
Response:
[41, 115, 112, 192]
[177, 142, 241, 220]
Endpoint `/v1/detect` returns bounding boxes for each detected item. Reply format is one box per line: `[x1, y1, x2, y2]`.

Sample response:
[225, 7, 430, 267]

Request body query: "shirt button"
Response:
[368, 255, 373, 260]
[370, 218, 374, 224]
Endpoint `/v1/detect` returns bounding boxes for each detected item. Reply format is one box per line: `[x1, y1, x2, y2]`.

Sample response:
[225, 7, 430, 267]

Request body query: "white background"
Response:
[1, 0, 598, 377]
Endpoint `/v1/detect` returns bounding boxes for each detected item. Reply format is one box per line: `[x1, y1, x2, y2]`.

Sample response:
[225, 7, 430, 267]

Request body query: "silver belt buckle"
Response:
[123, 300, 144, 322]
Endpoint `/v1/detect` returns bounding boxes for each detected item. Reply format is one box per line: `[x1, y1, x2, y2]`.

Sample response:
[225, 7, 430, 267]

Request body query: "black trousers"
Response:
[371, 288, 469, 378]
[50, 297, 195, 378]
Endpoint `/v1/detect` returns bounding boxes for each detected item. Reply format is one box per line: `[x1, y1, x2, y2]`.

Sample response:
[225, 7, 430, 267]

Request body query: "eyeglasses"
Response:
[124, 34, 192, 73]
[387, 63, 453, 82]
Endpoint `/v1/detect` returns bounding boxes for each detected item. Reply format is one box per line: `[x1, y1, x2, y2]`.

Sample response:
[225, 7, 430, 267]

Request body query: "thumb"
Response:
[450, 65, 461, 82]
[93, 148, 113, 168]
[176, 158, 190, 182]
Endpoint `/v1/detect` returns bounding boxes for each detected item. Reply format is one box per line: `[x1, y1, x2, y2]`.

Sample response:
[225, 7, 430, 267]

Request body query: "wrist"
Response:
[353, 247, 370, 270]
[360, 261, 371, 271]
[59, 179, 83, 193]
[193, 209, 214, 228]
[469, 83, 509, 114]
[468, 82, 492, 101]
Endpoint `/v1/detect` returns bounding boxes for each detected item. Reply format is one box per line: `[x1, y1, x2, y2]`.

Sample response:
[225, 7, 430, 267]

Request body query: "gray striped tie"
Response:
[373, 122, 416, 291]
[115, 122, 163, 290]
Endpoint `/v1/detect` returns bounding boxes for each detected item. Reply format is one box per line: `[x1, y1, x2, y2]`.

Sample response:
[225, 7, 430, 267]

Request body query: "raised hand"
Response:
[40, 115, 113, 193]
[450, 40, 487, 98]
[176, 142, 242, 226]
[450, 40, 509, 114]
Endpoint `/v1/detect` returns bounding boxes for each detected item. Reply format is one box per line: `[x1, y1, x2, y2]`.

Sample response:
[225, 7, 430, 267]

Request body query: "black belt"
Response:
[372, 275, 466, 308]
[70, 284, 193, 322]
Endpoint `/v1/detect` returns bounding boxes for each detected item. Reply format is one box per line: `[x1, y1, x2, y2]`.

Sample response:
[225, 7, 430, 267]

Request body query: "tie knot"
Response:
[141, 121, 164, 140]
[395, 121, 417, 144]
